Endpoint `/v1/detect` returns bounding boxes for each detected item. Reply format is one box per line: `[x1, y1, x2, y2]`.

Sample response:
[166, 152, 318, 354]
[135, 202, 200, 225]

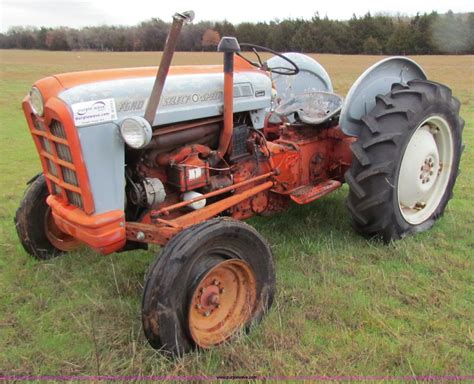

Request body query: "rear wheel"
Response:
[142, 218, 275, 355]
[15, 174, 80, 259]
[345, 80, 463, 242]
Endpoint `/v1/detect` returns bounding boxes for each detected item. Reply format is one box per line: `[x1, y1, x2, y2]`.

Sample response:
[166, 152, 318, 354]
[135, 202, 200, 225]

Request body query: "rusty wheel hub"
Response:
[188, 259, 257, 348]
[44, 208, 80, 252]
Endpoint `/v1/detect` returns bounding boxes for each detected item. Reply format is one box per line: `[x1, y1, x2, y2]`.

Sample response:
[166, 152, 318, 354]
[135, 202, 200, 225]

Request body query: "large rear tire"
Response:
[15, 174, 80, 259]
[142, 218, 276, 355]
[345, 80, 463, 242]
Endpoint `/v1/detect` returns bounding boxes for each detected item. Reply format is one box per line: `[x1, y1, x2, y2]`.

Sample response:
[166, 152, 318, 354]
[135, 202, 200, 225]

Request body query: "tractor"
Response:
[15, 11, 463, 355]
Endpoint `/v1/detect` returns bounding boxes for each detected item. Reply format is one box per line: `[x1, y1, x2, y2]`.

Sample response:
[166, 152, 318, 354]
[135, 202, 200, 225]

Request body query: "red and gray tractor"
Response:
[15, 11, 463, 355]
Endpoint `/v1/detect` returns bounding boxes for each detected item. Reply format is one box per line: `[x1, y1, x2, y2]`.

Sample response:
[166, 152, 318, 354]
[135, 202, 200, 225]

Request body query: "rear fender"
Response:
[339, 57, 427, 137]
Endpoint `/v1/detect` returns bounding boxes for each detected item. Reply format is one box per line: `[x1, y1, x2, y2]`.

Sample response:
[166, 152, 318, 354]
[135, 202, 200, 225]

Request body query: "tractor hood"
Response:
[45, 63, 272, 128]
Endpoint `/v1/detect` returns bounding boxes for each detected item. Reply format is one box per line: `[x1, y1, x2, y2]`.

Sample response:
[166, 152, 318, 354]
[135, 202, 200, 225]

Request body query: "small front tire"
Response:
[142, 218, 276, 355]
[15, 174, 79, 259]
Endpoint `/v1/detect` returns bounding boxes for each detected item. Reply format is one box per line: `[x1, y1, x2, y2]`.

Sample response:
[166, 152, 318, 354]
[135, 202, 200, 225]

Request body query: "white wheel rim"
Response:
[397, 116, 454, 225]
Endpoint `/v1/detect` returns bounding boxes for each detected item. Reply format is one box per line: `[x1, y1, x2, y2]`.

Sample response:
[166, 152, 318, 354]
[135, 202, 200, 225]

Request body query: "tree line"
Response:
[1, 11, 472, 54]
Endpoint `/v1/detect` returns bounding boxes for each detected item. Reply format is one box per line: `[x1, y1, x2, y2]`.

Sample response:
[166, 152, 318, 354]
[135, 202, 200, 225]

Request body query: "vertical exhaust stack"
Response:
[144, 10, 195, 125]
[217, 37, 241, 158]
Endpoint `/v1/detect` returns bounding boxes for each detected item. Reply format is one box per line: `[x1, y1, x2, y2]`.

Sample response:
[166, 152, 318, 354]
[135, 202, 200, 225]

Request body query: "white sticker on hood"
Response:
[71, 98, 117, 127]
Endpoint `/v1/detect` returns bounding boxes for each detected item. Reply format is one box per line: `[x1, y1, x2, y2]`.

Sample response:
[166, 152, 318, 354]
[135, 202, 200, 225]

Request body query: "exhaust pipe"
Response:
[144, 10, 195, 125]
[217, 37, 241, 158]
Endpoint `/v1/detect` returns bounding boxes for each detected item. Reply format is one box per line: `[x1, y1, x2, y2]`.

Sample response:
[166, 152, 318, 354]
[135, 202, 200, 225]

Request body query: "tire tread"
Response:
[345, 80, 463, 242]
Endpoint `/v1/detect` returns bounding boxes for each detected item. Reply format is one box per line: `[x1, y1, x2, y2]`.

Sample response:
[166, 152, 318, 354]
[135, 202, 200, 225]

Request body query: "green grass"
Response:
[0, 50, 473, 377]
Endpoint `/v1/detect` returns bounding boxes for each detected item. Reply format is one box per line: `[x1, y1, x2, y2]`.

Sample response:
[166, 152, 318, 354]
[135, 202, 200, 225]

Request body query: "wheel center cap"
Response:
[196, 284, 221, 316]
[207, 293, 220, 306]
[419, 156, 436, 184]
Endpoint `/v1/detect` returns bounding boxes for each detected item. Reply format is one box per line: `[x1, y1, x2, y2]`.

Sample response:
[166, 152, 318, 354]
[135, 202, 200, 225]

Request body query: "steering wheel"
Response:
[237, 43, 299, 76]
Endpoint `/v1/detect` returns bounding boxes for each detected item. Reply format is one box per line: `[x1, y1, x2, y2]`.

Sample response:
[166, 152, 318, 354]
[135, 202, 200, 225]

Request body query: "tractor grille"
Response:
[56, 143, 73, 162]
[30, 117, 84, 210]
[61, 166, 79, 186]
[50, 120, 67, 138]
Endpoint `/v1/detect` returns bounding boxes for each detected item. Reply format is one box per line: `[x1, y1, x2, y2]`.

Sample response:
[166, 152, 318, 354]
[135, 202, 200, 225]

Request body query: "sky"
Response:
[0, 0, 472, 32]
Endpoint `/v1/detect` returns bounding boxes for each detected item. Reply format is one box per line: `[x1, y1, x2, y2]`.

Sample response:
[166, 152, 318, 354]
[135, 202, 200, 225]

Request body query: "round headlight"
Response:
[119, 116, 152, 149]
[30, 87, 44, 116]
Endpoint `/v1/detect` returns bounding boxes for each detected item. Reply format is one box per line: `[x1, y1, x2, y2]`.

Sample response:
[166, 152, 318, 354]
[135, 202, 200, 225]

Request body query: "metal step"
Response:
[289, 180, 342, 205]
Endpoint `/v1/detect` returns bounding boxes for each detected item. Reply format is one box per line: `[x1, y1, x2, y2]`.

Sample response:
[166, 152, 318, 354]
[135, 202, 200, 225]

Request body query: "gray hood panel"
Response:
[59, 71, 272, 128]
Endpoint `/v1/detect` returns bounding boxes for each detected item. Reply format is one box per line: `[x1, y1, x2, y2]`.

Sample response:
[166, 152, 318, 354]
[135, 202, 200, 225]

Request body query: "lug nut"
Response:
[204, 311, 211, 317]
[213, 279, 219, 286]
[196, 304, 202, 309]
[220, 288, 225, 294]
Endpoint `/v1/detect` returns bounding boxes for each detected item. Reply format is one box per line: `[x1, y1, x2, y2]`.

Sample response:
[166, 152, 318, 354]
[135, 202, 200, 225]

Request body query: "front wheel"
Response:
[15, 174, 80, 259]
[142, 218, 276, 355]
[345, 80, 463, 242]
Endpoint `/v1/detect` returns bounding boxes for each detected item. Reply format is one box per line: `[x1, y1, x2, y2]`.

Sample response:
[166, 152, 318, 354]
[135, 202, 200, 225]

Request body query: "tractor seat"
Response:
[275, 91, 343, 125]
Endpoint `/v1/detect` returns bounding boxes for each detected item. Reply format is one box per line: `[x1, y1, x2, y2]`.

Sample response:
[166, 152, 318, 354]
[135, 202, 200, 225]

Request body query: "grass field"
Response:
[0, 50, 473, 377]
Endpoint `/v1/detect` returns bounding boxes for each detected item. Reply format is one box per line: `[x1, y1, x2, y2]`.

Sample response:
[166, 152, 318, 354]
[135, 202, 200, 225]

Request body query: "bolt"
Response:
[200, 287, 205, 293]
[136, 231, 145, 241]
[204, 311, 211, 317]
[213, 279, 220, 286]
[220, 288, 225, 294]
[196, 304, 202, 309]
[216, 304, 221, 309]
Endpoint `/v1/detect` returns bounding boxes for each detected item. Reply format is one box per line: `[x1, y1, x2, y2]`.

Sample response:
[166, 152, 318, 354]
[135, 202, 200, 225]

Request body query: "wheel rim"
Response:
[44, 208, 80, 251]
[397, 116, 454, 225]
[188, 259, 257, 348]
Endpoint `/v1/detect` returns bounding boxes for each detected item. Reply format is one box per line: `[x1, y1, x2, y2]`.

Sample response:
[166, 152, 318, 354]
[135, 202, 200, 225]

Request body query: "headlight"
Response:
[30, 87, 44, 116]
[119, 116, 152, 149]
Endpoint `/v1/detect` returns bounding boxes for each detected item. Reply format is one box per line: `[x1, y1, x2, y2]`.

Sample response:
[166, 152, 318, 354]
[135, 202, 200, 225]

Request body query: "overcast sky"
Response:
[1, 0, 472, 32]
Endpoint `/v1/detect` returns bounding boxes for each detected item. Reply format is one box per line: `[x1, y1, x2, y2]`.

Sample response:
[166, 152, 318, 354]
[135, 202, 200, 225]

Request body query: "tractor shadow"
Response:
[250, 186, 367, 250]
